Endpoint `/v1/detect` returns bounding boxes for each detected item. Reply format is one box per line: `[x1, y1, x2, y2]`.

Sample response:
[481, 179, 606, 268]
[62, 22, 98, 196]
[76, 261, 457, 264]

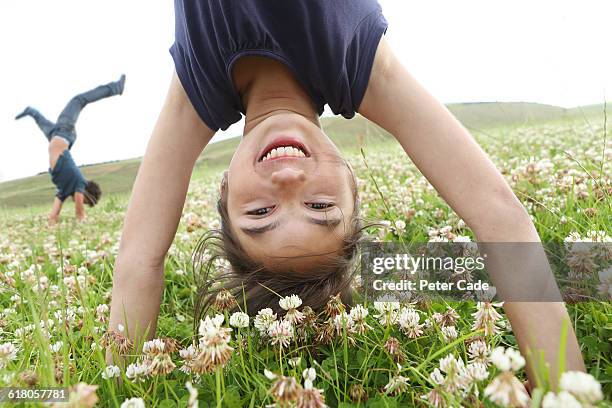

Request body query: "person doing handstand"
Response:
[15, 74, 125, 223]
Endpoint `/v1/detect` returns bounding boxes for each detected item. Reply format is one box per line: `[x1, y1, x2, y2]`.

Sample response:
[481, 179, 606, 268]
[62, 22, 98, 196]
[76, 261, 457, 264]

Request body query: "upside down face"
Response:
[224, 112, 356, 273]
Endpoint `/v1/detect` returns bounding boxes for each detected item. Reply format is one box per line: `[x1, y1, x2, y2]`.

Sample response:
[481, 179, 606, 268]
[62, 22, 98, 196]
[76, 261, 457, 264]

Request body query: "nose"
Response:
[270, 167, 306, 187]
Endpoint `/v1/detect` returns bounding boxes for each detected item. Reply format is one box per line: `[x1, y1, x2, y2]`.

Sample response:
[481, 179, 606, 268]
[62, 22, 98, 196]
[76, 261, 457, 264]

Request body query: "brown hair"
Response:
[83, 180, 102, 207]
[193, 162, 372, 323]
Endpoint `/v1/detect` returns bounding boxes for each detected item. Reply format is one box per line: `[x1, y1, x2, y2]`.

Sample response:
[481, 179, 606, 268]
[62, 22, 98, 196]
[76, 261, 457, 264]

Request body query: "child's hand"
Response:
[48, 214, 59, 226]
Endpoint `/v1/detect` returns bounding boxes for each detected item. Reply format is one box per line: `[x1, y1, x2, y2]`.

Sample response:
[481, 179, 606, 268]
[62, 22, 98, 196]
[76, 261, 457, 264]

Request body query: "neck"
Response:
[234, 57, 320, 135]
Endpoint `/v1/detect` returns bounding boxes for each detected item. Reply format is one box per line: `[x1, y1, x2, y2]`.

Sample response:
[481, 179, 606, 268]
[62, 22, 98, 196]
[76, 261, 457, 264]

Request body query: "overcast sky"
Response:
[1, 0, 610, 182]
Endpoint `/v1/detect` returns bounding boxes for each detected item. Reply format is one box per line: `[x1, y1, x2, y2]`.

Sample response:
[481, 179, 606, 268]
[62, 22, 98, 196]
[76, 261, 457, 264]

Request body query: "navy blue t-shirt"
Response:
[170, 0, 388, 131]
[49, 150, 88, 202]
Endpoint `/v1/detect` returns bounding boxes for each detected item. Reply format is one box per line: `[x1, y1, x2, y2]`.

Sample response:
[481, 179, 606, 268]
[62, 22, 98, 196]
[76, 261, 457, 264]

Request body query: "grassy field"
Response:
[1, 101, 608, 209]
[0, 103, 610, 407]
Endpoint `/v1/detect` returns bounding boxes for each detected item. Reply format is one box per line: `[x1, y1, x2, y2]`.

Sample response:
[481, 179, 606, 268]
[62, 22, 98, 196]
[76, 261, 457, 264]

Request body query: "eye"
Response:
[246, 206, 275, 216]
[307, 202, 335, 210]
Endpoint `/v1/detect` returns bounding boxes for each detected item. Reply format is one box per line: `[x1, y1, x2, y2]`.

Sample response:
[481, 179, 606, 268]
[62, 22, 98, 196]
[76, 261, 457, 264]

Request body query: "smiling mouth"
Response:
[258, 139, 310, 162]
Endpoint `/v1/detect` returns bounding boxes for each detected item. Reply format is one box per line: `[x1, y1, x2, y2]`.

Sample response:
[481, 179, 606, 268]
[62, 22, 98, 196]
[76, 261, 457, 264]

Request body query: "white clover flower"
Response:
[66, 382, 99, 407]
[505, 348, 525, 372]
[333, 312, 354, 334]
[142, 339, 165, 355]
[472, 301, 504, 336]
[467, 340, 489, 365]
[185, 381, 199, 408]
[102, 365, 121, 380]
[559, 371, 603, 405]
[63, 276, 76, 289]
[384, 374, 410, 396]
[2, 372, 16, 384]
[268, 320, 294, 349]
[394, 219, 406, 232]
[126, 362, 148, 382]
[229, 312, 250, 328]
[435, 354, 468, 393]
[349, 304, 368, 320]
[484, 372, 529, 407]
[195, 315, 234, 374]
[489, 347, 525, 373]
[397, 307, 422, 338]
[440, 325, 458, 341]
[264, 369, 277, 380]
[120, 397, 145, 408]
[279, 294, 302, 310]
[95, 304, 109, 316]
[542, 391, 581, 408]
[597, 266, 612, 299]
[488, 347, 507, 372]
[429, 368, 444, 385]
[0, 342, 18, 368]
[465, 362, 489, 383]
[51, 341, 63, 353]
[179, 345, 197, 360]
[117, 324, 125, 333]
[440, 225, 452, 235]
[373, 296, 400, 313]
[254, 309, 279, 335]
[302, 367, 317, 389]
[350, 305, 373, 334]
[212, 314, 225, 326]
[373, 296, 401, 325]
[198, 314, 227, 339]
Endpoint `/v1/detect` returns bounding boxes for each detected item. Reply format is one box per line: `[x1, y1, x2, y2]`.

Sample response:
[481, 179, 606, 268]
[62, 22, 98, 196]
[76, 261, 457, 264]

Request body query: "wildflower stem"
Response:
[216, 366, 222, 408]
[278, 347, 284, 376]
[556, 318, 569, 389]
[237, 330, 250, 383]
[342, 324, 349, 400]
[330, 343, 342, 399]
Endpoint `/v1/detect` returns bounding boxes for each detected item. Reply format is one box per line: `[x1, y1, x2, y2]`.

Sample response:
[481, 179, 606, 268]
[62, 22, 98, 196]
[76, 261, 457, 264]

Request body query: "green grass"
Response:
[0, 105, 610, 407]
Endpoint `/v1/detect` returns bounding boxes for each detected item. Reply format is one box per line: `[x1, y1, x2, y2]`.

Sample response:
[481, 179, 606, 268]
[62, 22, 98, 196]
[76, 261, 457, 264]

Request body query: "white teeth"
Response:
[261, 145, 307, 161]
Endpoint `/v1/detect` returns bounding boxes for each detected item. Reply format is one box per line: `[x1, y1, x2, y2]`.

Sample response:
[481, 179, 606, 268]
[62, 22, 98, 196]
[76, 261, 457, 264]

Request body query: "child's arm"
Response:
[107, 71, 214, 357]
[48, 197, 63, 225]
[74, 192, 86, 222]
[358, 39, 585, 384]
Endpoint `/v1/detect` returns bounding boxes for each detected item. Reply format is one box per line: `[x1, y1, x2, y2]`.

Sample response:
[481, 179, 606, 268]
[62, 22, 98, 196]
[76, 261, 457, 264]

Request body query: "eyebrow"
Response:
[240, 216, 342, 236]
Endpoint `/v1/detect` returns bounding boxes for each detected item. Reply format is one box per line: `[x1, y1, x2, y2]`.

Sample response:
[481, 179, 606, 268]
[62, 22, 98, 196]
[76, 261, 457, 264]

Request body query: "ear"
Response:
[220, 170, 229, 197]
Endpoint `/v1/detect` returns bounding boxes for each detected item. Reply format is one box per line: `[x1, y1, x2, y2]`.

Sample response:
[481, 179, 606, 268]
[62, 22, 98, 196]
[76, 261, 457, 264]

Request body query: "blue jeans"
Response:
[25, 80, 122, 149]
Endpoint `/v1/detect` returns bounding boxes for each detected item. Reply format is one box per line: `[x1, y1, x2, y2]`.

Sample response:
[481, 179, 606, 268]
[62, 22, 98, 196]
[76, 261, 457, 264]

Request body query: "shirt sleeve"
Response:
[345, 10, 389, 113]
[170, 42, 218, 131]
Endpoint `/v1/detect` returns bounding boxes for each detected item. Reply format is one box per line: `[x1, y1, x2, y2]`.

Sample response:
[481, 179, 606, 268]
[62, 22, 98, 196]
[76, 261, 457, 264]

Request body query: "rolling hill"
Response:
[1, 101, 608, 209]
